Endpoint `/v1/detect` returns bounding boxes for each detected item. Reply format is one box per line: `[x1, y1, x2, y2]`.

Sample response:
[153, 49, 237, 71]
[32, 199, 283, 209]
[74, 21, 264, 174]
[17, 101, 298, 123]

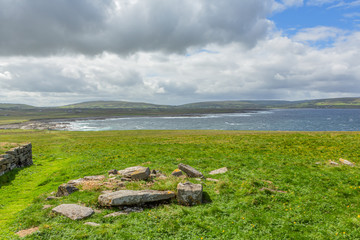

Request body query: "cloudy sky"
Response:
[0, 0, 359, 106]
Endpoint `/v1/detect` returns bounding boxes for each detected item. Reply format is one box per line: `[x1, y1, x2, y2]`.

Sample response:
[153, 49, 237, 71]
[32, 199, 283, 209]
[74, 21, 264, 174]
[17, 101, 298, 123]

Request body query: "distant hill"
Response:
[178, 100, 288, 109]
[0, 103, 36, 109]
[178, 98, 360, 109]
[60, 101, 171, 109]
[287, 97, 360, 108]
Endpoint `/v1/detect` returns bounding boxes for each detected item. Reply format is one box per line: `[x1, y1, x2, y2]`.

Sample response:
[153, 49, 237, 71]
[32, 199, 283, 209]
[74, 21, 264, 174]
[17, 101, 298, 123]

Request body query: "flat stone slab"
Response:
[206, 178, 219, 182]
[118, 166, 150, 180]
[84, 222, 101, 227]
[178, 163, 204, 178]
[98, 190, 175, 207]
[177, 182, 203, 206]
[52, 204, 94, 220]
[209, 167, 228, 175]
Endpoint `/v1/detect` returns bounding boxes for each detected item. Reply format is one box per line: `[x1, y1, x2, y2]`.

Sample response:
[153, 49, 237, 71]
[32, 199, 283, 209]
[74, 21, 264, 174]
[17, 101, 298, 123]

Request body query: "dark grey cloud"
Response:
[0, 0, 273, 56]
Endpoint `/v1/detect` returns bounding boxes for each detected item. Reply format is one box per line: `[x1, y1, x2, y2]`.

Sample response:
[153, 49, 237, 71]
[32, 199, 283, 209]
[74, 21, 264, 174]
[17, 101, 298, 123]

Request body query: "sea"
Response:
[56, 109, 360, 132]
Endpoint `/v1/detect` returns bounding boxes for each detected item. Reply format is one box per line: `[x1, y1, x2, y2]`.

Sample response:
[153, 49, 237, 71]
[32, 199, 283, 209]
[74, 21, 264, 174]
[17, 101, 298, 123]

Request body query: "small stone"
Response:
[15, 227, 40, 238]
[171, 169, 184, 177]
[98, 190, 175, 207]
[52, 204, 94, 220]
[178, 163, 204, 178]
[46, 196, 59, 201]
[42, 205, 53, 210]
[108, 169, 118, 175]
[56, 184, 79, 197]
[104, 211, 128, 218]
[206, 178, 219, 182]
[339, 158, 355, 166]
[177, 182, 203, 206]
[84, 222, 100, 227]
[209, 167, 228, 175]
[329, 160, 339, 165]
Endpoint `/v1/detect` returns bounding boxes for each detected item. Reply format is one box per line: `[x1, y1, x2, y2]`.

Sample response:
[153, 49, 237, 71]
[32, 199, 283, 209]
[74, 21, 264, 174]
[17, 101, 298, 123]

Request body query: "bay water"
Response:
[58, 109, 360, 131]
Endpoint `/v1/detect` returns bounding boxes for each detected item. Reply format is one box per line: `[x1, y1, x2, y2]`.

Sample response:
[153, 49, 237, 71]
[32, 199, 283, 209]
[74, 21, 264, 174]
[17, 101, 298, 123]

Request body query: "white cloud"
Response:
[1, 29, 360, 106]
[293, 26, 345, 43]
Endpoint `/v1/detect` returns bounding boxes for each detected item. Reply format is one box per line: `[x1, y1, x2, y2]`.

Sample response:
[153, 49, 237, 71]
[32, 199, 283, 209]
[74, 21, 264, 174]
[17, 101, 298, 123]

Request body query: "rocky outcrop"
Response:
[178, 163, 204, 178]
[98, 190, 175, 207]
[52, 204, 94, 220]
[177, 182, 203, 206]
[0, 143, 32, 176]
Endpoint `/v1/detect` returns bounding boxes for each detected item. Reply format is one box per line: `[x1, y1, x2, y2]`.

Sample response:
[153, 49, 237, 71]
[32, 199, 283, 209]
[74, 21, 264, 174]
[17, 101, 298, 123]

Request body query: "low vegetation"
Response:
[1, 130, 360, 239]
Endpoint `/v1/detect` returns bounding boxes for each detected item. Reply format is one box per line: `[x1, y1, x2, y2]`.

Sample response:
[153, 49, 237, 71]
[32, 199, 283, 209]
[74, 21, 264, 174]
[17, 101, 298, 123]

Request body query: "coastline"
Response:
[0, 109, 266, 130]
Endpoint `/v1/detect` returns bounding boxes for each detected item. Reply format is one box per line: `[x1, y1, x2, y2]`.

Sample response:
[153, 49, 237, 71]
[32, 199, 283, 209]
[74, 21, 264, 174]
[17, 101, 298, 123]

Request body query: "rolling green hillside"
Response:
[178, 100, 288, 109]
[0, 104, 36, 110]
[60, 101, 171, 109]
[289, 98, 360, 108]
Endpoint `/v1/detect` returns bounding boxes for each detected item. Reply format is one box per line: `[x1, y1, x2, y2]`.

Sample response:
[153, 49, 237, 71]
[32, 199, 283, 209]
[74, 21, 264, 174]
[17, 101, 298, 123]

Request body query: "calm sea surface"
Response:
[59, 109, 360, 131]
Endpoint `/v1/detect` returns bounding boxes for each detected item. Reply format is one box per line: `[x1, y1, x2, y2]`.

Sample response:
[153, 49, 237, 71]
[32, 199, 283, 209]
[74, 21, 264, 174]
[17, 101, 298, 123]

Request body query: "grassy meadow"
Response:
[0, 130, 360, 239]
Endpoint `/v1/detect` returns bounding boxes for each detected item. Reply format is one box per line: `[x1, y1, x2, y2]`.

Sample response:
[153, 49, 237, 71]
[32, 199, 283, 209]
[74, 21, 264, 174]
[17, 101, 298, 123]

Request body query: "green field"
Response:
[1, 130, 360, 239]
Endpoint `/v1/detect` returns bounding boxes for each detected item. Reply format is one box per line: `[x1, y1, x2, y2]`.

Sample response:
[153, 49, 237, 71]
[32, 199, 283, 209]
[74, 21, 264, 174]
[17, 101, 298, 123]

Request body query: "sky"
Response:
[0, 0, 360, 106]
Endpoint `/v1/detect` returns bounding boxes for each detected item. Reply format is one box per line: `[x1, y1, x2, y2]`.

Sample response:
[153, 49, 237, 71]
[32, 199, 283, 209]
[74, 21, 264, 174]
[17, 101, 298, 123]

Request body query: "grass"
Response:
[0, 130, 360, 239]
[0, 142, 20, 154]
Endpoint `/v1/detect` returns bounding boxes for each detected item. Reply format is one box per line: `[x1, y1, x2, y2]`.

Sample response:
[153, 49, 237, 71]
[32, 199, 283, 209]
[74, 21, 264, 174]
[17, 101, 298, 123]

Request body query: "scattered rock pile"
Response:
[49, 164, 229, 221]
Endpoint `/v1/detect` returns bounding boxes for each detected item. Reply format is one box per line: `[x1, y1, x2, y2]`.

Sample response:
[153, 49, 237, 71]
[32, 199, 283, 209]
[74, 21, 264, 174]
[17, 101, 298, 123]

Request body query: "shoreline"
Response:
[0, 110, 263, 130]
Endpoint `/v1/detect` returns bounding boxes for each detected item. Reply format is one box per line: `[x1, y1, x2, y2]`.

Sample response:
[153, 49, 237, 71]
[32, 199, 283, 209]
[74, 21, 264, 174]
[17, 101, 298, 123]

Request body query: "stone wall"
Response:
[0, 143, 32, 176]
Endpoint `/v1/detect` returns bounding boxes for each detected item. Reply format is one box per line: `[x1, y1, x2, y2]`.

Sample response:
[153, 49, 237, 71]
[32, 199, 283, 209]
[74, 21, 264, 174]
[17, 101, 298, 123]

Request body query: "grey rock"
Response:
[177, 182, 203, 206]
[52, 204, 94, 220]
[209, 167, 228, 175]
[56, 184, 79, 197]
[178, 163, 204, 178]
[171, 169, 184, 177]
[42, 205, 53, 210]
[108, 169, 118, 175]
[84, 222, 100, 227]
[98, 190, 175, 207]
[118, 166, 150, 180]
